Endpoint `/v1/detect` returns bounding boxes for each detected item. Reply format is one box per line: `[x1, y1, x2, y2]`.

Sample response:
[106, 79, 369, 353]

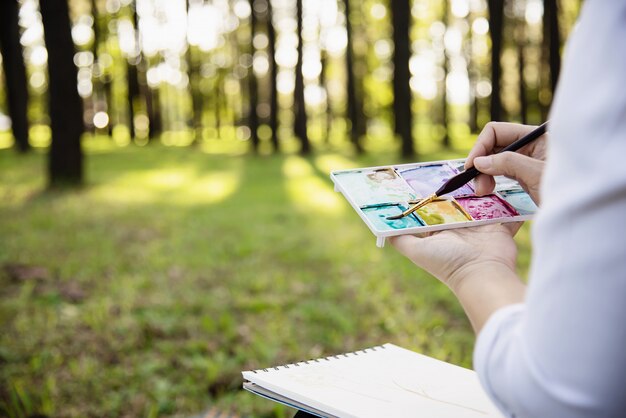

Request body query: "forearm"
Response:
[447, 262, 526, 334]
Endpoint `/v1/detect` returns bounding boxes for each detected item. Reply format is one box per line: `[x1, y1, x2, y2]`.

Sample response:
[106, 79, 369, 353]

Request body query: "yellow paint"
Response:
[416, 199, 472, 225]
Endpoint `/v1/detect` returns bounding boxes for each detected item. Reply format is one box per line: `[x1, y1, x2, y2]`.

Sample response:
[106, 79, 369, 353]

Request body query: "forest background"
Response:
[0, 0, 579, 417]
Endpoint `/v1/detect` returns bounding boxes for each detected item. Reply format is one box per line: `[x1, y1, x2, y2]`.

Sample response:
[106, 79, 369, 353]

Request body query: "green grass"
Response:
[0, 138, 532, 417]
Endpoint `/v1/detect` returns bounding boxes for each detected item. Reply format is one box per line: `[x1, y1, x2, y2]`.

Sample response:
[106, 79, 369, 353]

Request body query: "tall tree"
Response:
[293, 0, 310, 154]
[517, 16, 528, 124]
[126, 58, 140, 139]
[441, 0, 450, 147]
[40, 0, 84, 186]
[544, 0, 561, 91]
[319, 47, 333, 142]
[487, 0, 504, 121]
[465, 11, 480, 133]
[248, 0, 260, 152]
[0, 0, 30, 153]
[91, 0, 113, 136]
[391, 0, 414, 158]
[103, 70, 114, 136]
[125, 1, 141, 140]
[129, 1, 161, 141]
[213, 69, 223, 139]
[266, 0, 279, 151]
[343, 0, 363, 153]
[542, 0, 560, 118]
[186, 0, 204, 144]
[88, 0, 100, 134]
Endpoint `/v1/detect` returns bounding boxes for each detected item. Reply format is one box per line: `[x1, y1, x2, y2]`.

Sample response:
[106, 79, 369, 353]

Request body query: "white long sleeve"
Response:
[473, 2, 626, 417]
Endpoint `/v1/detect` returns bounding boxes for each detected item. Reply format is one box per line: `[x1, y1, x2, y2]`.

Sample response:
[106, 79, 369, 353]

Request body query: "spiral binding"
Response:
[250, 345, 387, 374]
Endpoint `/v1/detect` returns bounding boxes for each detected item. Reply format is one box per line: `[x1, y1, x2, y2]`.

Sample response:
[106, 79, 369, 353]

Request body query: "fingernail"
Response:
[474, 156, 492, 170]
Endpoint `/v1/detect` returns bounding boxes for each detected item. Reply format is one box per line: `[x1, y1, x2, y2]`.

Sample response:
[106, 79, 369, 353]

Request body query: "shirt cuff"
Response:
[473, 303, 526, 417]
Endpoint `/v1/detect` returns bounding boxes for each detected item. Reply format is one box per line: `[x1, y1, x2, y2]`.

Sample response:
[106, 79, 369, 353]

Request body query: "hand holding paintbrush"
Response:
[387, 122, 548, 220]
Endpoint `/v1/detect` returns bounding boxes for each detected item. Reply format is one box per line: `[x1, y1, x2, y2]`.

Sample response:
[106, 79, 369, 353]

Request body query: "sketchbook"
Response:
[242, 343, 501, 418]
[330, 159, 536, 247]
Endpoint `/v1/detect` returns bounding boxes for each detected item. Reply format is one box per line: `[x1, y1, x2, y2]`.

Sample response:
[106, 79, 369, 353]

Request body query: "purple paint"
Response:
[399, 164, 474, 198]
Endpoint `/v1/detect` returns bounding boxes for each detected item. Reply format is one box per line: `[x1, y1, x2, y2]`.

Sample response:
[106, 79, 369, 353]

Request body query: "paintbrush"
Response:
[387, 121, 548, 220]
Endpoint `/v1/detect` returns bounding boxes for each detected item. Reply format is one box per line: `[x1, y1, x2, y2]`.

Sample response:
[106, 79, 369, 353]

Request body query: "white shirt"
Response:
[473, 1, 626, 417]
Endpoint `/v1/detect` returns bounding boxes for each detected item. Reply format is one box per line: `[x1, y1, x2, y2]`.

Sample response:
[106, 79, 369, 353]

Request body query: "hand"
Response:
[390, 223, 520, 291]
[465, 122, 547, 204]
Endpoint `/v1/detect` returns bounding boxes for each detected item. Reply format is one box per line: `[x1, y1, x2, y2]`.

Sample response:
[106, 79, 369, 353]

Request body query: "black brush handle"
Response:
[435, 166, 480, 196]
[435, 122, 548, 197]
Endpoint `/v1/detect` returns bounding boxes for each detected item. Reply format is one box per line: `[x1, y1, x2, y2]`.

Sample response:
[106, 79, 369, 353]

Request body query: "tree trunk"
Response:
[391, 0, 414, 158]
[103, 76, 114, 136]
[125, 2, 141, 141]
[294, 0, 310, 154]
[146, 76, 162, 142]
[214, 69, 222, 139]
[127, 59, 139, 139]
[517, 21, 528, 125]
[542, 0, 560, 121]
[40, 0, 84, 187]
[466, 13, 479, 133]
[344, 0, 363, 153]
[248, 0, 259, 152]
[92, 0, 114, 136]
[320, 48, 333, 143]
[186, 0, 203, 144]
[0, 0, 30, 153]
[266, 0, 279, 151]
[130, 3, 161, 141]
[544, 0, 560, 92]
[487, 0, 504, 122]
[441, 0, 450, 147]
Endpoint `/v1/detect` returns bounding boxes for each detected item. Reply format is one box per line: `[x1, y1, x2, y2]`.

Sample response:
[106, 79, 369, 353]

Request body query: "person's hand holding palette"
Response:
[331, 159, 537, 247]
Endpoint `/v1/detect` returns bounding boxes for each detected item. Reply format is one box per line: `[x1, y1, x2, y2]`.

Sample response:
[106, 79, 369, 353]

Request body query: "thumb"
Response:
[473, 152, 543, 186]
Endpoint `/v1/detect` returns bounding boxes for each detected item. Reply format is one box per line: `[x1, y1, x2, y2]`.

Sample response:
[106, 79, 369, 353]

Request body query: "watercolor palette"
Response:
[331, 159, 536, 247]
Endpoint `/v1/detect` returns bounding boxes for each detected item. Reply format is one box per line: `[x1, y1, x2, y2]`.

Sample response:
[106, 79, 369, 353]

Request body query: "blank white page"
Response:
[242, 344, 501, 418]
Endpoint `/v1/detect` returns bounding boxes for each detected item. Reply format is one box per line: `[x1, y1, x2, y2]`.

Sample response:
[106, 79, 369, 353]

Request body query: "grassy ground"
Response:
[0, 137, 532, 418]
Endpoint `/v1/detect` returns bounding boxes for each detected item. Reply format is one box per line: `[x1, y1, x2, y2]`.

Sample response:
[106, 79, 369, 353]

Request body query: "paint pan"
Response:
[361, 204, 424, 231]
[494, 175, 522, 192]
[498, 189, 538, 215]
[399, 164, 474, 198]
[414, 199, 473, 225]
[333, 168, 417, 207]
[455, 195, 519, 220]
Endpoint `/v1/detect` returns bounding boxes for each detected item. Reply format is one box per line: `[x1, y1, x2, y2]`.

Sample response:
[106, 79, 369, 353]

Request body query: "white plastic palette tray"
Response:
[330, 158, 537, 247]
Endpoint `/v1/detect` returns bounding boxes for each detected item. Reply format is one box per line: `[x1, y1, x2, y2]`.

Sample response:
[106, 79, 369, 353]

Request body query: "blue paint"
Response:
[498, 189, 538, 215]
[362, 204, 424, 231]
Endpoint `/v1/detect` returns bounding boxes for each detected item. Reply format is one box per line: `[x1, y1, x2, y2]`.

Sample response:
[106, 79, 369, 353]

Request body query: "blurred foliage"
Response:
[0, 0, 581, 154]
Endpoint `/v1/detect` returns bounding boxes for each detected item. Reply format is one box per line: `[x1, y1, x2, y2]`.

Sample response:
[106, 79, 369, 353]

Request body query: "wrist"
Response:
[446, 260, 517, 294]
[446, 261, 526, 333]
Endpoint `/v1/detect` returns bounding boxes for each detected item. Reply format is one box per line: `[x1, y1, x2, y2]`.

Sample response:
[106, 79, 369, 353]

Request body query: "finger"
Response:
[474, 152, 543, 185]
[465, 122, 538, 169]
[474, 174, 496, 196]
[388, 234, 423, 259]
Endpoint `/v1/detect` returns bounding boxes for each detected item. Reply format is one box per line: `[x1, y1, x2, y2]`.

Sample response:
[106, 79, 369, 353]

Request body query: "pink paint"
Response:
[455, 195, 519, 220]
